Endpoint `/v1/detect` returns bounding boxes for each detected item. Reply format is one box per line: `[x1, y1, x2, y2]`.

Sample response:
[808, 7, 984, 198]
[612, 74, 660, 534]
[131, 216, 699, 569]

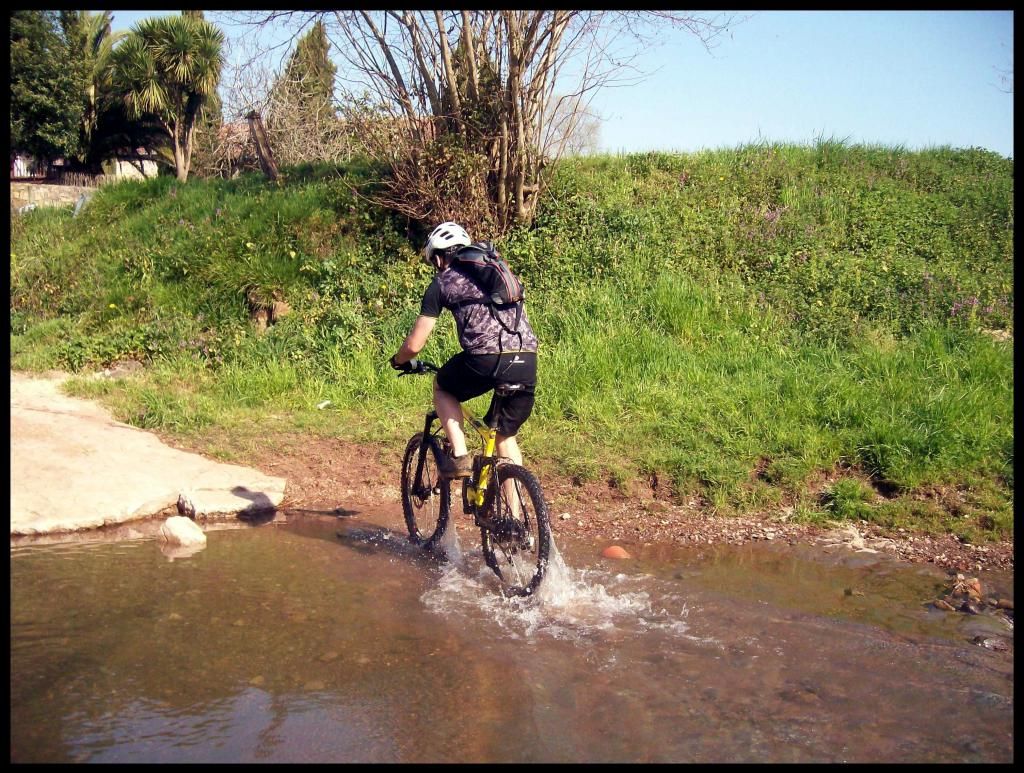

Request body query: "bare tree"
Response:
[194, 22, 357, 175]
[227, 11, 739, 233]
[262, 20, 357, 167]
[189, 33, 262, 178]
[264, 71, 355, 168]
[190, 117, 255, 178]
[547, 96, 602, 157]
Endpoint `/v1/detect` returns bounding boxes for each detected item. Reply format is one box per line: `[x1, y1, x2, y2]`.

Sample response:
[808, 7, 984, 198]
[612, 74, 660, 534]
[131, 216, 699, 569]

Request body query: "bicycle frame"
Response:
[417, 402, 497, 511]
[400, 360, 550, 596]
[405, 361, 509, 514]
[460, 403, 498, 510]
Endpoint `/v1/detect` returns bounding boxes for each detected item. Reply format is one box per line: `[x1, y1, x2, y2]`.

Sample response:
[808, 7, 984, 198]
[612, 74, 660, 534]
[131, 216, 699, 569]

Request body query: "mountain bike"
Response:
[397, 360, 552, 597]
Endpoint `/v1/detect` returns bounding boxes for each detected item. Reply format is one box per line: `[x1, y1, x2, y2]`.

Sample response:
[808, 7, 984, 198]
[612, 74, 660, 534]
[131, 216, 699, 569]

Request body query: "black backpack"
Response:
[451, 241, 524, 307]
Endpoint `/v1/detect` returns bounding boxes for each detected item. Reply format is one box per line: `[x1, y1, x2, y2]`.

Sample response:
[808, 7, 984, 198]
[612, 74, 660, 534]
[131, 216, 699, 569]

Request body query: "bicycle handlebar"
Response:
[395, 359, 439, 376]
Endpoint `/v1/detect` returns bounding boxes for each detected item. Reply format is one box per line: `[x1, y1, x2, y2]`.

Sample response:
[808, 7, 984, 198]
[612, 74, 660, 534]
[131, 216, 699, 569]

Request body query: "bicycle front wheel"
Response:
[400, 432, 451, 549]
[480, 464, 551, 597]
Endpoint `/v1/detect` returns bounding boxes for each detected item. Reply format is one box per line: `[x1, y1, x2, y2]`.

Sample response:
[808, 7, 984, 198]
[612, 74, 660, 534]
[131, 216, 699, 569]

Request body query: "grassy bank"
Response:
[9, 142, 1014, 541]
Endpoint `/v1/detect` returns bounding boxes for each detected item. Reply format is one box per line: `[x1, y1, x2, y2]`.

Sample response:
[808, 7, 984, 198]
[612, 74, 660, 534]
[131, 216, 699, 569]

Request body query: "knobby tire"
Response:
[400, 432, 450, 550]
[480, 464, 551, 597]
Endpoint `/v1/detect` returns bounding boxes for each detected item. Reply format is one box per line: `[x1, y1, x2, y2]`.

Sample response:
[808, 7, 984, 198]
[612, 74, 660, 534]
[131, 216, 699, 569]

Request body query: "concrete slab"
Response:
[10, 372, 286, 536]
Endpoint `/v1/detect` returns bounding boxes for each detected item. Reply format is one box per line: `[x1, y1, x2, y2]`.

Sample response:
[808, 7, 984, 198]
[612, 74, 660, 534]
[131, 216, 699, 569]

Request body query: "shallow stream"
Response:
[10, 510, 1014, 763]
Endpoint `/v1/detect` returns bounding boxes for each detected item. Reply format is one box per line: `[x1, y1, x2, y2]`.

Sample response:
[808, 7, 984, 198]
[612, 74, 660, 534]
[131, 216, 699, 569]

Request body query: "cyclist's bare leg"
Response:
[433, 379, 468, 457]
[495, 434, 521, 465]
[496, 433, 523, 516]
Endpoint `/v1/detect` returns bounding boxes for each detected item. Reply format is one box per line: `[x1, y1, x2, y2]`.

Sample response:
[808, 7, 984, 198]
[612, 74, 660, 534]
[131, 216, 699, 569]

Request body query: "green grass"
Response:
[528, 273, 1012, 514]
[11, 144, 1014, 542]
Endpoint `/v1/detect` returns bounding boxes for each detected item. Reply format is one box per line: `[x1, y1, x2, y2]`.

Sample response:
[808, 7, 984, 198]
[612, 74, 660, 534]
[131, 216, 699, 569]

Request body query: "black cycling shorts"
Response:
[436, 351, 537, 437]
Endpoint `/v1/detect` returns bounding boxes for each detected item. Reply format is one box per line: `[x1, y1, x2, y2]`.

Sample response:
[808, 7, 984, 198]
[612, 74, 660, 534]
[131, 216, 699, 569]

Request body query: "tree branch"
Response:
[460, 10, 480, 104]
[435, 9, 463, 130]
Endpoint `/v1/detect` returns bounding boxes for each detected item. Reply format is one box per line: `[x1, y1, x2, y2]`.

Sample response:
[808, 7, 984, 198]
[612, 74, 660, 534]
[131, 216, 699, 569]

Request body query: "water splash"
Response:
[422, 533, 691, 641]
[435, 518, 466, 567]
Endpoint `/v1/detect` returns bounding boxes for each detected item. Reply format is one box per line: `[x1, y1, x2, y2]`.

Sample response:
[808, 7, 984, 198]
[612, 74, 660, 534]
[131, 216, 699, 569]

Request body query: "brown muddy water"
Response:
[10, 510, 1014, 763]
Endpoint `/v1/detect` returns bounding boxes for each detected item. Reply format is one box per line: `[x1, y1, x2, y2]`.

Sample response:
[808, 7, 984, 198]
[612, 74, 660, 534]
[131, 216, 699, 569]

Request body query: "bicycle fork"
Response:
[416, 411, 445, 498]
[465, 426, 498, 514]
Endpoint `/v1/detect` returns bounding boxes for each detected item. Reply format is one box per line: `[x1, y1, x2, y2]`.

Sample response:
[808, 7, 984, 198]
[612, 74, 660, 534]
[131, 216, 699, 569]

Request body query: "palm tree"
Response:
[81, 12, 126, 152]
[110, 14, 224, 181]
[62, 11, 129, 170]
[87, 15, 128, 163]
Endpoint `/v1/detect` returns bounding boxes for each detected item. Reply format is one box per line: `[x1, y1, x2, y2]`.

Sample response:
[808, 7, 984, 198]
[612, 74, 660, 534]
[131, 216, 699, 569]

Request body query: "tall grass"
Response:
[10, 146, 1014, 539]
[526, 270, 1012, 497]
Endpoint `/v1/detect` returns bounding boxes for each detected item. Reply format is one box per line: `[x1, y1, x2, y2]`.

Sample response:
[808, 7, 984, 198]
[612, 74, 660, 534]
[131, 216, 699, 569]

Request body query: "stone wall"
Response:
[10, 182, 96, 211]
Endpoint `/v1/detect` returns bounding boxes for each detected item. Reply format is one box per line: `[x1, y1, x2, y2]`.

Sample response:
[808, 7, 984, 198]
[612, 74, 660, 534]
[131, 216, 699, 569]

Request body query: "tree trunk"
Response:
[435, 10, 463, 133]
[510, 82, 528, 222]
[172, 125, 187, 182]
[460, 10, 480, 104]
[182, 121, 196, 181]
[402, 12, 442, 119]
[357, 11, 420, 127]
[497, 118, 509, 230]
[246, 111, 279, 181]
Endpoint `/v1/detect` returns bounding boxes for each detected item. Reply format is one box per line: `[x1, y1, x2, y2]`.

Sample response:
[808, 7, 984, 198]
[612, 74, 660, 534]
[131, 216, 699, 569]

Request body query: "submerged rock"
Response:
[160, 515, 207, 547]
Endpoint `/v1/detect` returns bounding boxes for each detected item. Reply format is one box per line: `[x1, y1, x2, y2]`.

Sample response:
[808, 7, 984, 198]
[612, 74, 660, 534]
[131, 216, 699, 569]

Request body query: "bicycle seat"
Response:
[494, 383, 526, 396]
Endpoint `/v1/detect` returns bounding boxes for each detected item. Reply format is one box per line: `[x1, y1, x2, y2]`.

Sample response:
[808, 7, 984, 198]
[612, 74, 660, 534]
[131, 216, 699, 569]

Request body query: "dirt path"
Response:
[155, 427, 1013, 576]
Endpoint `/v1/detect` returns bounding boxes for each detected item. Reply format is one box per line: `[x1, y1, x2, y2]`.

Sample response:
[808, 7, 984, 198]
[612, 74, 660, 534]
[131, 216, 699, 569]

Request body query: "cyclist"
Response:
[390, 221, 538, 480]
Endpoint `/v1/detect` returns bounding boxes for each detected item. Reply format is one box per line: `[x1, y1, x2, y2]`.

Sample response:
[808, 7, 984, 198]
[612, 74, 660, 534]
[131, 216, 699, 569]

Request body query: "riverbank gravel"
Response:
[174, 431, 1011, 575]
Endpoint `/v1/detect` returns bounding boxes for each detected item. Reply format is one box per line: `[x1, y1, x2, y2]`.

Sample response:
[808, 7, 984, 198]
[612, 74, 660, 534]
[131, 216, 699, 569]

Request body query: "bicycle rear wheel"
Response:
[400, 432, 451, 549]
[480, 464, 551, 597]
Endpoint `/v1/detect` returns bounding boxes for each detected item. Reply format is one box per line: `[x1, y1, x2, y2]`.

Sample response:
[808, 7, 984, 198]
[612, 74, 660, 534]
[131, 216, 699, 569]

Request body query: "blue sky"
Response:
[107, 10, 1014, 159]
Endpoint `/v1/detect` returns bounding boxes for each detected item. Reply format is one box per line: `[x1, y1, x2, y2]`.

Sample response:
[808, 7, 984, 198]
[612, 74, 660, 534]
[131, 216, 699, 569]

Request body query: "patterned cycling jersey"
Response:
[420, 266, 538, 355]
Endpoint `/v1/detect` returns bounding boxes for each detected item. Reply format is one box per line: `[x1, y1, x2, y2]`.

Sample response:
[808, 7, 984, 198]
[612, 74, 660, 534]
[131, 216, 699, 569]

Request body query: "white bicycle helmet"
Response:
[424, 221, 472, 264]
